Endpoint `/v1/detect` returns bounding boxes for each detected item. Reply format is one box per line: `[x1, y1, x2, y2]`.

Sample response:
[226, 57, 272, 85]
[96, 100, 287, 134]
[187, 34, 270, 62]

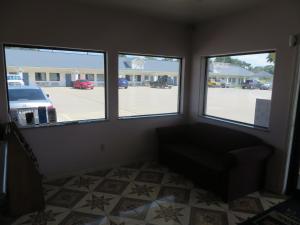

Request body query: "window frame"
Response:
[202, 50, 276, 130]
[35, 72, 47, 81]
[49, 72, 60, 81]
[3, 43, 108, 128]
[118, 52, 183, 119]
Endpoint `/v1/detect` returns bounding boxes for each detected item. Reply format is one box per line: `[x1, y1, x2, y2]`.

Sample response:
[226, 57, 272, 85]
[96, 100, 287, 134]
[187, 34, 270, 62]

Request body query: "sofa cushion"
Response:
[163, 144, 233, 172]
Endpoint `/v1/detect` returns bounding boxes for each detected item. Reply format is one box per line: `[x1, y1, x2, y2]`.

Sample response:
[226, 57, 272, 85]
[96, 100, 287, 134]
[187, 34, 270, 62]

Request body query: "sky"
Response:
[232, 53, 274, 67]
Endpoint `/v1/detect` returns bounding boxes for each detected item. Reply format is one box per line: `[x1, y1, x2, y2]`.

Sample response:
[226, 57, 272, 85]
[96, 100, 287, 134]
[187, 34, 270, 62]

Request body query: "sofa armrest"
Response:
[156, 124, 190, 145]
[227, 145, 273, 166]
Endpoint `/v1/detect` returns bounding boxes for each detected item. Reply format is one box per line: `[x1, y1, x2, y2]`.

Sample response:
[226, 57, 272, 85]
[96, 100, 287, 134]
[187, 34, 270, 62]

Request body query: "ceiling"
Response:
[75, 0, 271, 23]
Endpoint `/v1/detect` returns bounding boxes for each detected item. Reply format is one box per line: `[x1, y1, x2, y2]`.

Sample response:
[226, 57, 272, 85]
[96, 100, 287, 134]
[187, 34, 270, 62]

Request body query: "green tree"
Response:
[214, 56, 252, 70]
[267, 53, 276, 63]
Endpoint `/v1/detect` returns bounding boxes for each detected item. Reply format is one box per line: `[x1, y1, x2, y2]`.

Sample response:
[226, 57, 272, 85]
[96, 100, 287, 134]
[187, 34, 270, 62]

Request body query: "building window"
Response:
[4, 45, 106, 127]
[35, 72, 46, 81]
[135, 75, 141, 82]
[125, 75, 131, 81]
[97, 74, 104, 81]
[118, 53, 181, 117]
[204, 51, 276, 128]
[86, 74, 95, 81]
[49, 73, 60, 81]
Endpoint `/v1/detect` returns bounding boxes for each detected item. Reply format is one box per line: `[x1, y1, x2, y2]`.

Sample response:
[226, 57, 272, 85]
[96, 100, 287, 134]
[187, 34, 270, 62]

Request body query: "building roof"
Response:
[208, 62, 254, 77]
[253, 70, 273, 78]
[5, 48, 180, 73]
[5, 48, 105, 69]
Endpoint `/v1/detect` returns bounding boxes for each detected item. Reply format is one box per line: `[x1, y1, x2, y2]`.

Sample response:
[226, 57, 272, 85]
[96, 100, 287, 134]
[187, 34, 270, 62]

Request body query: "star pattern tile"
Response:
[12, 161, 286, 225]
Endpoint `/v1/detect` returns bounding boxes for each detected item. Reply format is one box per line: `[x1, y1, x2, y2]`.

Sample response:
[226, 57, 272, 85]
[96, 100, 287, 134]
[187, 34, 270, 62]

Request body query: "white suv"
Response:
[7, 74, 25, 86]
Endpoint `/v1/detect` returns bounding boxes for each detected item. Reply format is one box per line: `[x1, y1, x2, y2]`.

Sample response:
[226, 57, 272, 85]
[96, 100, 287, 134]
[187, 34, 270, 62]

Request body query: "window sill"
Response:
[200, 115, 271, 132]
[118, 113, 183, 120]
[17, 118, 108, 130]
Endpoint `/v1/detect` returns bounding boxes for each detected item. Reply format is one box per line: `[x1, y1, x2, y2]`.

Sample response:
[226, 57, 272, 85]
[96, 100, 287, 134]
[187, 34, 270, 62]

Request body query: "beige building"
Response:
[6, 49, 180, 87]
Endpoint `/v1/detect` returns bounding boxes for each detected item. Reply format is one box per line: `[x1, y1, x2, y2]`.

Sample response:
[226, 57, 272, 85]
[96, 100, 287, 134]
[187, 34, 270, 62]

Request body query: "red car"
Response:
[73, 80, 94, 89]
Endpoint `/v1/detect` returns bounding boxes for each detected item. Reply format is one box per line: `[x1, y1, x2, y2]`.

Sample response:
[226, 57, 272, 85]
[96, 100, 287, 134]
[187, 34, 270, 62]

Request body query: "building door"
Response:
[65, 74, 72, 87]
[23, 73, 29, 86]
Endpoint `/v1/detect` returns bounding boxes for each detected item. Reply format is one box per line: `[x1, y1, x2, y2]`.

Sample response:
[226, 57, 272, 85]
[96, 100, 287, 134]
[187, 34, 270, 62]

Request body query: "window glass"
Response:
[86, 74, 94, 81]
[4, 46, 106, 126]
[118, 54, 181, 117]
[205, 52, 276, 128]
[35, 72, 46, 81]
[49, 73, 60, 81]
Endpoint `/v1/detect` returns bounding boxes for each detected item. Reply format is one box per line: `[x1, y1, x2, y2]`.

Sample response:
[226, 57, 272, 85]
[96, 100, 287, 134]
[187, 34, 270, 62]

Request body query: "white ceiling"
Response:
[75, 0, 271, 23]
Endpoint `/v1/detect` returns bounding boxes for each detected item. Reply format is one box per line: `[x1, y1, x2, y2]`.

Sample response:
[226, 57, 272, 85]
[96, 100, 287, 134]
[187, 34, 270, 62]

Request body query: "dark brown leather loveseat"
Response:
[156, 122, 273, 202]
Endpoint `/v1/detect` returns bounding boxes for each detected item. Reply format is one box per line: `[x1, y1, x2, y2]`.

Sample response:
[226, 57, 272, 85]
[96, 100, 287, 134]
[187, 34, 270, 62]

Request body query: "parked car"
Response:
[220, 80, 231, 88]
[260, 83, 272, 90]
[150, 75, 172, 89]
[241, 79, 262, 89]
[7, 74, 24, 86]
[8, 86, 56, 125]
[208, 78, 221, 88]
[118, 78, 129, 89]
[73, 79, 94, 89]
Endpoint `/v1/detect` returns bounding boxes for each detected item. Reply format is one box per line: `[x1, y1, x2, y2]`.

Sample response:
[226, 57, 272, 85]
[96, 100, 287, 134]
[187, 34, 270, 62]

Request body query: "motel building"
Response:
[5, 48, 180, 87]
[208, 62, 273, 86]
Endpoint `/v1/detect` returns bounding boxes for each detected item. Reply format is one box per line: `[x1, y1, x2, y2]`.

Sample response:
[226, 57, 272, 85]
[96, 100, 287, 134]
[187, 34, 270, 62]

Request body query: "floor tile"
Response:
[123, 182, 160, 201]
[189, 207, 228, 225]
[135, 171, 164, 184]
[12, 206, 69, 225]
[162, 173, 194, 189]
[12, 161, 285, 225]
[146, 201, 190, 225]
[47, 188, 87, 208]
[111, 197, 151, 220]
[74, 192, 120, 215]
[157, 186, 190, 204]
[107, 168, 138, 181]
[58, 211, 105, 225]
[229, 196, 264, 214]
[64, 175, 101, 192]
[94, 179, 130, 195]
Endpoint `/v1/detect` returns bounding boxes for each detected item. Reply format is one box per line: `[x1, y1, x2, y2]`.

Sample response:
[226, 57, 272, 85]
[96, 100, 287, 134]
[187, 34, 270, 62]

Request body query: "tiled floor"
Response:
[12, 161, 286, 225]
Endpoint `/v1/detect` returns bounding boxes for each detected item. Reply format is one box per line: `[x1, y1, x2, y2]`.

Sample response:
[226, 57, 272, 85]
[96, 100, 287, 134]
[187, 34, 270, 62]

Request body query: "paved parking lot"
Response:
[42, 87, 272, 123]
[42, 86, 179, 122]
[206, 88, 272, 124]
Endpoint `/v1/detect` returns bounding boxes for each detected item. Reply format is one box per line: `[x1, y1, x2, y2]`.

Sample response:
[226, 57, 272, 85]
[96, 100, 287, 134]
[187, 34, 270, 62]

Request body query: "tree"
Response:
[267, 53, 276, 63]
[214, 56, 252, 70]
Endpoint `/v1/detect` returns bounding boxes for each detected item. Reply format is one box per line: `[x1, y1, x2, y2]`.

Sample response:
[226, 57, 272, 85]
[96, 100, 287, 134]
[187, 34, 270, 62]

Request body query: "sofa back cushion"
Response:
[188, 123, 262, 152]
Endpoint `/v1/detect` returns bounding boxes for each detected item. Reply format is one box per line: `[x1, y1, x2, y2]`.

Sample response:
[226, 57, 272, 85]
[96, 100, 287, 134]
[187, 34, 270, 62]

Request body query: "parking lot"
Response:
[42, 87, 272, 123]
[42, 86, 179, 122]
[206, 88, 272, 124]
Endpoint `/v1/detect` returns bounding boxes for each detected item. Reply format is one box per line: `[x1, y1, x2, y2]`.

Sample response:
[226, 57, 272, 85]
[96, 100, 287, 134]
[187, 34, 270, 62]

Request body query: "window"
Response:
[97, 74, 104, 81]
[4, 45, 106, 126]
[204, 51, 276, 128]
[35, 72, 46, 81]
[49, 73, 60, 81]
[85, 74, 94, 81]
[118, 53, 181, 117]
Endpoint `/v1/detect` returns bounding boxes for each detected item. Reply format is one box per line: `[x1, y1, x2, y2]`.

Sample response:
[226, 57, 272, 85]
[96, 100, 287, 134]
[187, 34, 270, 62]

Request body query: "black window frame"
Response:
[118, 52, 183, 119]
[3, 43, 108, 128]
[202, 50, 276, 130]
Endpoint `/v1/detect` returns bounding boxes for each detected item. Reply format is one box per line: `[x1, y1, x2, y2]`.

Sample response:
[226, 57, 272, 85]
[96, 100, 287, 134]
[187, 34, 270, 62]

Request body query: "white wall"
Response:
[0, 1, 192, 178]
[189, 0, 300, 193]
